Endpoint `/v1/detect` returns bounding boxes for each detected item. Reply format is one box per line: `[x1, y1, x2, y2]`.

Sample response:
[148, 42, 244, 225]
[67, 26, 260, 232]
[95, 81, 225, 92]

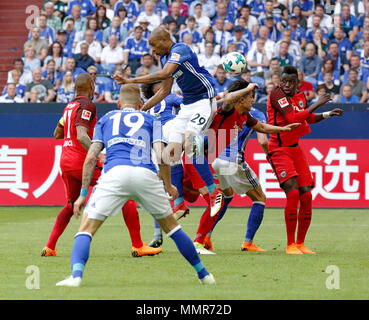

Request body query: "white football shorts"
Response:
[167, 98, 217, 143]
[212, 158, 260, 195]
[85, 165, 172, 221]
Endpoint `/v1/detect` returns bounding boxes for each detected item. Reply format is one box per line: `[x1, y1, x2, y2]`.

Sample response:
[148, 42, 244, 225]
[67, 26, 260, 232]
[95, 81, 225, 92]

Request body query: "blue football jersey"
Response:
[93, 108, 165, 174]
[160, 43, 216, 104]
[218, 107, 266, 162]
[148, 94, 182, 125]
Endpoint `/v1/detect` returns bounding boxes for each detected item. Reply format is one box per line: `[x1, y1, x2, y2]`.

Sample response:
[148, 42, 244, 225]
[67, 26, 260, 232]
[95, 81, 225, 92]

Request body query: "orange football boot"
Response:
[286, 243, 303, 254]
[41, 247, 58, 256]
[296, 243, 316, 254]
[132, 243, 162, 257]
[241, 242, 267, 252]
[204, 235, 214, 251]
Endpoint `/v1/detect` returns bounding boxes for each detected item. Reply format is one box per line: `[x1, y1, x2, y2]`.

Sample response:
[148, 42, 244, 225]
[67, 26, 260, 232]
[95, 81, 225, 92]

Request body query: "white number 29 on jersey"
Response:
[109, 112, 145, 136]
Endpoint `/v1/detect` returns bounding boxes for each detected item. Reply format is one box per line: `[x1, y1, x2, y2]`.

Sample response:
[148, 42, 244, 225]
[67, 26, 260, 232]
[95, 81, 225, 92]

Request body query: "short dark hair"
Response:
[227, 79, 250, 93]
[282, 65, 298, 76]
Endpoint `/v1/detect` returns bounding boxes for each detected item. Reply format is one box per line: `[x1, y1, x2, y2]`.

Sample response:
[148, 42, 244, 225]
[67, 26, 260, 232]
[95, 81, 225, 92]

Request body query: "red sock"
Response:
[122, 200, 143, 248]
[296, 191, 312, 244]
[284, 189, 299, 246]
[194, 194, 217, 244]
[46, 204, 73, 250]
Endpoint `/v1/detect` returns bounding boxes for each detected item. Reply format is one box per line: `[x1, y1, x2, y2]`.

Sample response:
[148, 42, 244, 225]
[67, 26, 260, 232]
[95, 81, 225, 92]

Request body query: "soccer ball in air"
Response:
[221, 52, 246, 74]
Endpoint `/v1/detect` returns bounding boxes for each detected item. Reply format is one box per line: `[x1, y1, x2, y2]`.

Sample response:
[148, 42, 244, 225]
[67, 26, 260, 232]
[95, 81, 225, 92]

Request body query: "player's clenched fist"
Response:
[112, 72, 128, 85]
[73, 196, 86, 219]
[166, 184, 179, 201]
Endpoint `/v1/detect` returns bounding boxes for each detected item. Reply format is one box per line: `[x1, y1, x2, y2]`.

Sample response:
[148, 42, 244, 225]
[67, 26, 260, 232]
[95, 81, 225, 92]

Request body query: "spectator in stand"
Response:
[263, 15, 282, 42]
[100, 34, 124, 74]
[235, 16, 254, 44]
[45, 0, 68, 20]
[104, 65, 125, 103]
[28, 14, 56, 45]
[113, 0, 139, 23]
[87, 65, 105, 103]
[248, 0, 265, 19]
[344, 54, 369, 83]
[252, 25, 275, 60]
[24, 68, 55, 103]
[213, 18, 232, 55]
[74, 42, 95, 71]
[291, 3, 307, 30]
[274, 28, 301, 63]
[137, 16, 152, 40]
[151, 0, 169, 21]
[63, 18, 77, 47]
[169, 0, 189, 18]
[24, 27, 49, 63]
[257, 81, 275, 103]
[307, 4, 332, 30]
[2, 70, 26, 98]
[7, 58, 32, 86]
[327, 41, 350, 75]
[317, 57, 342, 87]
[213, 64, 232, 94]
[189, 0, 216, 20]
[354, 28, 369, 52]
[182, 33, 200, 54]
[44, 2, 62, 31]
[28, 88, 41, 103]
[298, 43, 322, 88]
[63, 4, 87, 32]
[311, 28, 328, 60]
[123, 26, 149, 74]
[291, 0, 314, 18]
[310, 84, 328, 104]
[180, 16, 202, 45]
[0, 83, 24, 103]
[335, 2, 363, 41]
[193, 3, 211, 34]
[357, 40, 369, 71]
[198, 42, 221, 76]
[306, 15, 328, 43]
[135, 1, 161, 31]
[59, 57, 86, 81]
[271, 0, 288, 21]
[75, 17, 103, 44]
[56, 30, 74, 58]
[42, 59, 61, 92]
[340, 68, 368, 103]
[198, 27, 221, 55]
[323, 72, 340, 102]
[297, 69, 315, 101]
[247, 38, 270, 77]
[267, 72, 281, 88]
[337, 84, 360, 103]
[166, 19, 179, 43]
[57, 71, 75, 103]
[44, 41, 67, 72]
[22, 46, 41, 72]
[259, 0, 282, 30]
[163, 1, 187, 32]
[287, 14, 306, 49]
[330, 26, 353, 61]
[116, 6, 134, 35]
[102, 16, 129, 47]
[75, 29, 102, 64]
[94, 5, 111, 30]
[226, 26, 249, 56]
[212, 1, 234, 32]
[67, 0, 96, 18]
[134, 53, 159, 78]
[275, 41, 294, 67]
[263, 57, 281, 80]
[235, 5, 258, 37]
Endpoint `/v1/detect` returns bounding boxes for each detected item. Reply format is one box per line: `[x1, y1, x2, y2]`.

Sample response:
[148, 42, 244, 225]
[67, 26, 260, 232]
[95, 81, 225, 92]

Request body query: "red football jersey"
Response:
[267, 86, 312, 150]
[206, 106, 258, 160]
[60, 96, 97, 172]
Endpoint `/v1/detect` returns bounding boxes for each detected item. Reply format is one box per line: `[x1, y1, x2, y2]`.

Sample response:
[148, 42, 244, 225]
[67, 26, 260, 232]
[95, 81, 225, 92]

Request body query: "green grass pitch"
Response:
[0, 206, 368, 300]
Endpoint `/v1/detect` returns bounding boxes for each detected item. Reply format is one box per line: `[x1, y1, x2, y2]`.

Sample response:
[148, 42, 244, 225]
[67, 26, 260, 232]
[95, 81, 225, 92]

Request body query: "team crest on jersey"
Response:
[299, 100, 304, 109]
[278, 97, 289, 108]
[81, 109, 92, 120]
[281, 171, 287, 178]
[170, 53, 180, 62]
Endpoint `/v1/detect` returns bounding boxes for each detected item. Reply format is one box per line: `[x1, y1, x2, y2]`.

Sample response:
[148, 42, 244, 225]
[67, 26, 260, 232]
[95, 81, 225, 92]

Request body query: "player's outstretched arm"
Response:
[142, 77, 174, 111]
[252, 121, 300, 134]
[220, 83, 260, 111]
[256, 131, 269, 154]
[306, 93, 332, 114]
[73, 142, 104, 218]
[308, 108, 344, 123]
[112, 62, 178, 85]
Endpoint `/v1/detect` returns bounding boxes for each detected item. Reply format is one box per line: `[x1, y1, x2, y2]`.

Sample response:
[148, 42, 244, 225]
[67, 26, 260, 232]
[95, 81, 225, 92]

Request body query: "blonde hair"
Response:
[119, 83, 141, 106]
[62, 71, 74, 91]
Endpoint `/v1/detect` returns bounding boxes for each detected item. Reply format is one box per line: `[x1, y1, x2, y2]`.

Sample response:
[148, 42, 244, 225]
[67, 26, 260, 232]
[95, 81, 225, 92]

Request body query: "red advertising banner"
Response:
[0, 138, 368, 207]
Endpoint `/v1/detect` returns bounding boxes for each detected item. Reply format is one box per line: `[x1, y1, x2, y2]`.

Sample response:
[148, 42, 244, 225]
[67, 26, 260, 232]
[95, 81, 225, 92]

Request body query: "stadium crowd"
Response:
[1, 0, 369, 104]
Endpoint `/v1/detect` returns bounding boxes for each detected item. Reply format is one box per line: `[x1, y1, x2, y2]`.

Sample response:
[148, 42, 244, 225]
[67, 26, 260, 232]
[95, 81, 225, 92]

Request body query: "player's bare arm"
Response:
[309, 108, 344, 123]
[76, 125, 92, 151]
[112, 62, 178, 85]
[54, 118, 64, 139]
[142, 77, 174, 111]
[252, 120, 300, 134]
[306, 93, 332, 114]
[153, 141, 178, 201]
[220, 83, 260, 111]
[256, 131, 269, 154]
[73, 141, 104, 218]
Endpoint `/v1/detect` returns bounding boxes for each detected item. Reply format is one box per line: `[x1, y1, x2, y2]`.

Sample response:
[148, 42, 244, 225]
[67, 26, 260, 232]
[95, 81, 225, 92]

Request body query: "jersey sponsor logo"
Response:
[277, 97, 289, 108]
[81, 109, 92, 120]
[170, 53, 180, 62]
[66, 102, 78, 109]
[63, 140, 73, 147]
